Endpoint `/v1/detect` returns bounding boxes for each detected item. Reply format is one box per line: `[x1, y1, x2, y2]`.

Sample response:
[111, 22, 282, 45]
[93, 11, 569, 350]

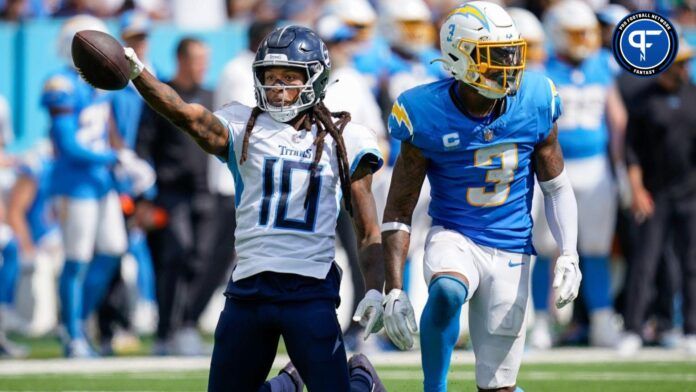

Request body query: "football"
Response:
[71, 30, 130, 90]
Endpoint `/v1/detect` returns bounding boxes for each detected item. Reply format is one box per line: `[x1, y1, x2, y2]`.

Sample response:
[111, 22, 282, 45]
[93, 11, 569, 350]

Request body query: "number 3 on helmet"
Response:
[436, 1, 527, 99]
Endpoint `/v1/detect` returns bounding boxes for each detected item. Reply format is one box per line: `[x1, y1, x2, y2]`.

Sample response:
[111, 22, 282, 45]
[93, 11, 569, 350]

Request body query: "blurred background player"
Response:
[330, 0, 387, 97]
[41, 15, 131, 357]
[507, 7, 547, 71]
[0, 92, 25, 358]
[136, 37, 218, 356]
[0, 196, 22, 336]
[215, 20, 276, 109]
[530, 0, 627, 349]
[7, 140, 61, 338]
[380, 0, 444, 105]
[381, 3, 581, 391]
[595, 4, 629, 76]
[619, 39, 696, 357]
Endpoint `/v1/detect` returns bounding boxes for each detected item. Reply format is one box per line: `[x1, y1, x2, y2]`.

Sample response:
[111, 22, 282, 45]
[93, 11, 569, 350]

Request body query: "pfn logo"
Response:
[612, 11, 677, 77]
[628, 30, 662, 61]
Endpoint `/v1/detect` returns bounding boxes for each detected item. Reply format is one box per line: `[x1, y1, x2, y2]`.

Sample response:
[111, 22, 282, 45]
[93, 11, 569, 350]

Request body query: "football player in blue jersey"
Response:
[120, 25, 386, 391]
[507, 8, 546, 72]
[380, 3, 580, 391]
[532, 0, 627, 349]
[6, 141, 62, 337]
[42, 15, 149, 357]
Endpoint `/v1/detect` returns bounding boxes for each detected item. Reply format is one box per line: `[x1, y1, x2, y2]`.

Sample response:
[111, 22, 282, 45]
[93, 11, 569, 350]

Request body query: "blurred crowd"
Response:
[0, 0, 695, 359]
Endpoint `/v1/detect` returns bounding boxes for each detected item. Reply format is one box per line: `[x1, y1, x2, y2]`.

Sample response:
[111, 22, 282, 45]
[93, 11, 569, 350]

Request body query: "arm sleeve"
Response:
[51, 113, 117, 165]
[539, 169, 578, 256]
[344, 124, 384, 176]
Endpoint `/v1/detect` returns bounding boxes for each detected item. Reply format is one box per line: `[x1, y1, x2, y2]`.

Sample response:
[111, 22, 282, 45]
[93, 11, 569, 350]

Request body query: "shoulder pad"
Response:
[388, 97, 414, 142]
[215, 101, 254, 124]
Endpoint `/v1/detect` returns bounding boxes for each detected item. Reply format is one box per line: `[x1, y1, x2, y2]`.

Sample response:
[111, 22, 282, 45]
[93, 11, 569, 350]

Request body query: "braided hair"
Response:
[238, 102, 354, 215]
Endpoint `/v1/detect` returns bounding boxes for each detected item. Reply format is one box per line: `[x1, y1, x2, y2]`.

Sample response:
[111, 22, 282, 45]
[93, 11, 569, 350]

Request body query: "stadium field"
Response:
[0, 349, 694, 391]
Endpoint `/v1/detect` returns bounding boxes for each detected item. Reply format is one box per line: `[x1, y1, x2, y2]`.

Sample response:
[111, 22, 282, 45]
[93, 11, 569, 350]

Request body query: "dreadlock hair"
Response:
[238, 102, 354, 215]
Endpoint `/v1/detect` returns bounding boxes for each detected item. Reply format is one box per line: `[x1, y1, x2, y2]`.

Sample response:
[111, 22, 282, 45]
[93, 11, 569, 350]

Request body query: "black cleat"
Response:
[280, 361, 304, 392]
[348, 353, 386, 392]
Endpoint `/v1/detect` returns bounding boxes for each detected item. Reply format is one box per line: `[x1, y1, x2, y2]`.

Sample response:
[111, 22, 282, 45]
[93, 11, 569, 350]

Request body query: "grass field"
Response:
[0, 362, 695, 391]
[1, 337, 694, 391]
[1, 353, 695, 392]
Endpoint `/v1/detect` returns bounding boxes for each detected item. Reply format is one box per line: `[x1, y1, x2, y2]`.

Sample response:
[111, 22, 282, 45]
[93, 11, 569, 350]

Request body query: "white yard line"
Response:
[0, 348, 693, 375]
[376, 370, 696, 382]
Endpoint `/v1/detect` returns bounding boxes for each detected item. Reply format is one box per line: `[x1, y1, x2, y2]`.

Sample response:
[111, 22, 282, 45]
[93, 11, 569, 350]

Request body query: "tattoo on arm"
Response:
[133, 70, 229, 157]
[350, 168, 385, 292]
[382, 141, 427, 292]
[534, 124, 565, 181]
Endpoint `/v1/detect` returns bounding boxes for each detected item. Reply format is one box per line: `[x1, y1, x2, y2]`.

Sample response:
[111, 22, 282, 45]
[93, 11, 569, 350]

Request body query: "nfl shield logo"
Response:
[483, 129, 494, 142]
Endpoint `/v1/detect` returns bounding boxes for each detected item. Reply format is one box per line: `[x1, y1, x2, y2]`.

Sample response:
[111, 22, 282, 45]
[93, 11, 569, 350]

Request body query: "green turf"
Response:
[1, 362, 695, 391]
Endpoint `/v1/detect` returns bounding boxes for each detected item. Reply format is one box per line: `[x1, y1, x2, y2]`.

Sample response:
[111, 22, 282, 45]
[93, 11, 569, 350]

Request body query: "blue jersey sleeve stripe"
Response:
[214, 113, 244, 206]
[214, 113, 234, 164]
[349, 148, 384, 176]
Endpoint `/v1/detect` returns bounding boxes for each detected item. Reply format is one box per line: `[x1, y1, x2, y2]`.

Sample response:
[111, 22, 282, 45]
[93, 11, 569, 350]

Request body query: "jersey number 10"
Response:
[258, 158, 323, 232]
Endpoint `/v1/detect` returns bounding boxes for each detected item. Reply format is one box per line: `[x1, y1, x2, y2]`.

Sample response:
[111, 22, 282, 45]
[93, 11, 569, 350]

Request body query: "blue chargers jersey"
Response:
[17, 158, 57, 243]
[545, 53, 613, 160]
[41, 68, 117, 199]
[388, 71, 562, 254]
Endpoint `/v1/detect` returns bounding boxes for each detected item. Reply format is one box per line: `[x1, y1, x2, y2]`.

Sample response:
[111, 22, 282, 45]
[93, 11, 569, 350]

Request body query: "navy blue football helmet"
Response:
[253, 25, 332, 122]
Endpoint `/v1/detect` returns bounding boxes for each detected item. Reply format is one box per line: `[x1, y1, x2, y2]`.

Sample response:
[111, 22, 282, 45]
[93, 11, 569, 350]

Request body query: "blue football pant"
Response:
[209, 297, 370, 392]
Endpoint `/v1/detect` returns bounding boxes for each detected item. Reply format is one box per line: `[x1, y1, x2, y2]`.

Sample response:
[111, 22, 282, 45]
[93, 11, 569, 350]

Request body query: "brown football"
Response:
[71, 30, 130, 90]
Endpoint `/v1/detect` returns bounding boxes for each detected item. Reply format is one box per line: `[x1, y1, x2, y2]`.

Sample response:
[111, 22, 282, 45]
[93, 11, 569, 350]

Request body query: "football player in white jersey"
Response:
[120, 25, 386, 392]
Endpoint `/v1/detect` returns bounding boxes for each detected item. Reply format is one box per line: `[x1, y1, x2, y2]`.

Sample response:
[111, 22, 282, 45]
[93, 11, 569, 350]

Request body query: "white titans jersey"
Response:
[215, 102, 383, 281]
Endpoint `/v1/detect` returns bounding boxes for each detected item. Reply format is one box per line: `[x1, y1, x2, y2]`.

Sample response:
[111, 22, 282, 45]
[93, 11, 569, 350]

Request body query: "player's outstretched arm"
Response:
[382, 141, 427, 292]
[534, 125, 581, 309]
[350, 163, 386, 339]
[381, 141, 427, 350]
[126, 50, 228, 158]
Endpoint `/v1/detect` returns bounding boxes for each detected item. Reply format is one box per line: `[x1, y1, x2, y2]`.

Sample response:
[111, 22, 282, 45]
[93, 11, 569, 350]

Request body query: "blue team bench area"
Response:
[0, 19, 247, 153]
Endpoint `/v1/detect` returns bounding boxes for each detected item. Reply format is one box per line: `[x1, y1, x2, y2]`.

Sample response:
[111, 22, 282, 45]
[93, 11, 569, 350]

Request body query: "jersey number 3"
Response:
[259, 158, 322, 232]
[466, 143, 518, 207]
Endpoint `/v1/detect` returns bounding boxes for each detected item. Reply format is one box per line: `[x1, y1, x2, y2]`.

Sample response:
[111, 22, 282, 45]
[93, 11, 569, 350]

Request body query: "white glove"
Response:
[124, 47, 145, 80]
[383, 288, 418, 350]
[553, 253, 582, 309]
[116, 149, 156, 196]
[352, 289, 384, 340]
